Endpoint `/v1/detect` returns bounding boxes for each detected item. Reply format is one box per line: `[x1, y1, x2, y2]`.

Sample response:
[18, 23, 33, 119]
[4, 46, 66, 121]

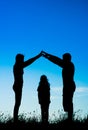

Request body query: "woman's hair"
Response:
[16, 54, 24, 62]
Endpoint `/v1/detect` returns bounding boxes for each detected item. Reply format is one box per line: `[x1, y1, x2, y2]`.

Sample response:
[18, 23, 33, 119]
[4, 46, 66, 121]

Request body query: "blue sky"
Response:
[0, 0, 88, 119]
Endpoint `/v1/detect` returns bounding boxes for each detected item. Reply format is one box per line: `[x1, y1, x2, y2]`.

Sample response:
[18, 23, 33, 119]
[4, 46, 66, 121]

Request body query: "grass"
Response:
[0, 110, 88, 129]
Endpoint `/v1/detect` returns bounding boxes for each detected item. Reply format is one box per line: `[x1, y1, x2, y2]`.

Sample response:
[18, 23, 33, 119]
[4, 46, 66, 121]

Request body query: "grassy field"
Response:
[0, 111, 88, 129]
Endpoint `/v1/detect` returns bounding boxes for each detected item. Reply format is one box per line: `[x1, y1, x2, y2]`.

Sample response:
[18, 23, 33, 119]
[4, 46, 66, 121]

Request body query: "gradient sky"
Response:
[0, 0, 88, 119]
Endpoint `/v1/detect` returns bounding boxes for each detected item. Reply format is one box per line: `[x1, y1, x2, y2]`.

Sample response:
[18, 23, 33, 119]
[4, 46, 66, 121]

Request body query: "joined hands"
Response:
[41, 51, 47, 56]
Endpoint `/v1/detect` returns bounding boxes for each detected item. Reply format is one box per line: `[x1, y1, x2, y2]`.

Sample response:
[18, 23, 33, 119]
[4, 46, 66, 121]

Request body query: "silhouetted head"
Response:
[63, 53, 71, 62]
[15, 54, 24, 62]
[40, 75, 48, 81]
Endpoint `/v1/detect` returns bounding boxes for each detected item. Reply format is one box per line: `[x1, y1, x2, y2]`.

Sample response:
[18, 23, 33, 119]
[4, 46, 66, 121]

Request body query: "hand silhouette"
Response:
[41, 50, 46, 56]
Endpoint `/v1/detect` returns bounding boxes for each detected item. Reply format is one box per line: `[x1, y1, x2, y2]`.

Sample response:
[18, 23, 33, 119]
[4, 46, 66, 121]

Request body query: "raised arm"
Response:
[23, 52, 42, 67]
[42, 51, 63, 67]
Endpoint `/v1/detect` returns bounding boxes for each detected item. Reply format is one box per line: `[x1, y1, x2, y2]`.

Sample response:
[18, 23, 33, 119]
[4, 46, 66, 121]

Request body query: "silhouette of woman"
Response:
[42, 51, 76, 121]
[37, 75, 51, 124]
[13, 52, 42, 122]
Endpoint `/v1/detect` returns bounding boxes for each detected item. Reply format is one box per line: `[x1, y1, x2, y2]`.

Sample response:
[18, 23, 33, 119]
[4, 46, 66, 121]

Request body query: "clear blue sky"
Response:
[0, 0, 88, 119]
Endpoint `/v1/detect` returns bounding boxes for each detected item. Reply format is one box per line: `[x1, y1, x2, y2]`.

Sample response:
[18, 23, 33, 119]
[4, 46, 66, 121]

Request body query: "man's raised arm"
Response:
[42, 51, 63, 67]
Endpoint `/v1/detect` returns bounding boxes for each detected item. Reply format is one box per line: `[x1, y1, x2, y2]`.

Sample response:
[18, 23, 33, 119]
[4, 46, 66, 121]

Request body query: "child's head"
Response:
[40, 75, 47, 81]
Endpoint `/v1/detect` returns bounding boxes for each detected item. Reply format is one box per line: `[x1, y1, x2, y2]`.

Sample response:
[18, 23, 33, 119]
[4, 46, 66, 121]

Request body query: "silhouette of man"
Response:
[37, 75, 50, 124]
[13, 52, 42, 122]
[42, 51, 76, 121]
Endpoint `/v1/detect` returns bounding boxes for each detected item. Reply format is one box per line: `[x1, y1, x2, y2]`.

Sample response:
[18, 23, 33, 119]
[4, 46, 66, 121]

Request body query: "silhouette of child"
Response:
[37, 75, 51, 124]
